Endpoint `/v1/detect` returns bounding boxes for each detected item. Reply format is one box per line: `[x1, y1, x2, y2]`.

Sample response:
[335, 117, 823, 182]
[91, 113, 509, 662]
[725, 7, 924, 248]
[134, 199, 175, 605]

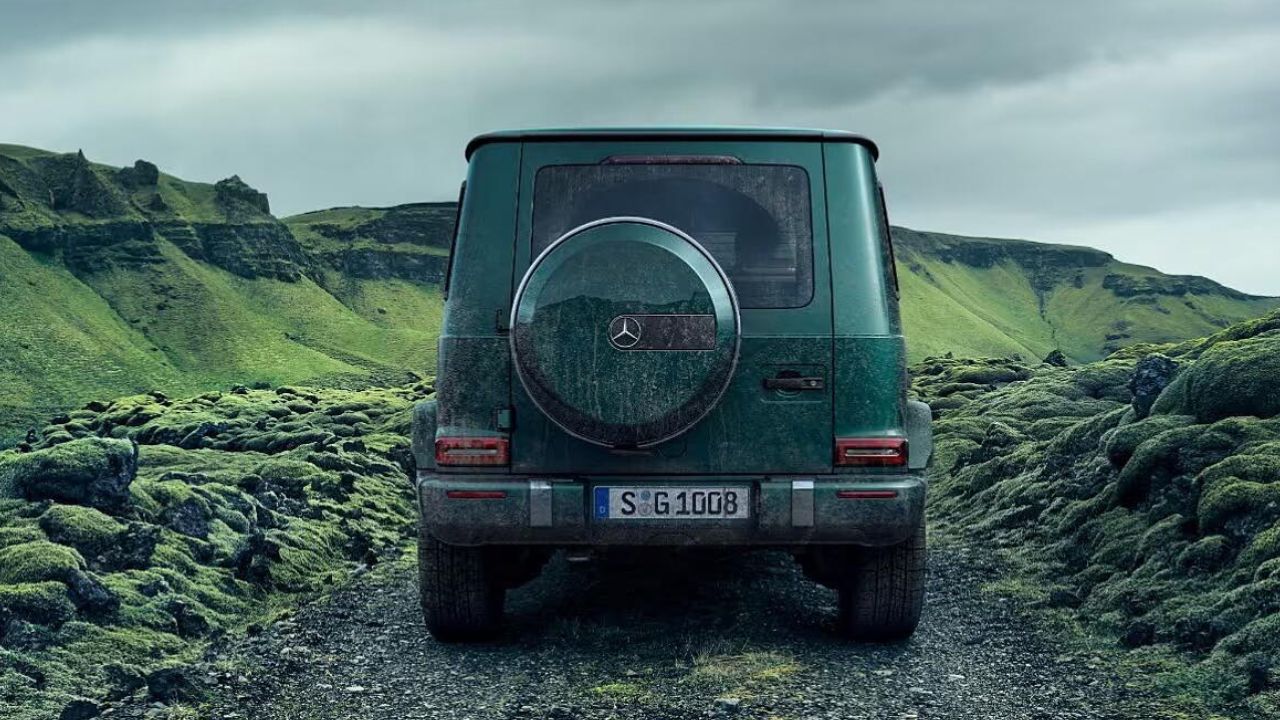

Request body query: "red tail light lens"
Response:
[445, 490, 508, 499]
[835, 438, 908, 467]
[435, 437, 510, 466]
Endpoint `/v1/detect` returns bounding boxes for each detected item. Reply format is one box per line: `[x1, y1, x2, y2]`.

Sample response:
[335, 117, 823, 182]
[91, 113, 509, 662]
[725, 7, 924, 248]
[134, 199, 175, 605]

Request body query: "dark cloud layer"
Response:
[1, 0, 1277, 292]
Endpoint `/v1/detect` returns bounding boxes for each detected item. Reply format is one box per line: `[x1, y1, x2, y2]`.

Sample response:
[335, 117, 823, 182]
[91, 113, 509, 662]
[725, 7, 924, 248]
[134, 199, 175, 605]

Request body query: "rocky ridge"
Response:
[283, 202, 454, 284]
[0, 148, 308, 282]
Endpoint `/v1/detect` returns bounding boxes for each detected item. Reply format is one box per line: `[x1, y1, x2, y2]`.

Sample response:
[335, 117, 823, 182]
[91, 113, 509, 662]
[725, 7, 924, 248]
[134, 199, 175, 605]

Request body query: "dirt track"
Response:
[135, 543, 1161, 720]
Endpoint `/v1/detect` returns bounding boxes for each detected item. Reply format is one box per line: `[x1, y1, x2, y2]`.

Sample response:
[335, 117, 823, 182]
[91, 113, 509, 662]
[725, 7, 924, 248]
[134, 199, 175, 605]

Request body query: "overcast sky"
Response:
[2, 0, 1278, 293]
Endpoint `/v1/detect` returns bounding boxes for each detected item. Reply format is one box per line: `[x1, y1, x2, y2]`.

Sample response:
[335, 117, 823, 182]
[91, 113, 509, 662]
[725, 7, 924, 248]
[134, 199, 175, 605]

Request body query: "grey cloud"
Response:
[0, 0, 1276, 292]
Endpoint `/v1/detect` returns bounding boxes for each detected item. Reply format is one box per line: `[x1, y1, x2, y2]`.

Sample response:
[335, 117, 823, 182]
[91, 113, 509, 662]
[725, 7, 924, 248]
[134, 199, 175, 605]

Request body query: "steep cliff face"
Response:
[0, 145, 309, 282]
[0, 146, 443, 446]
[283, 203, 453, 284]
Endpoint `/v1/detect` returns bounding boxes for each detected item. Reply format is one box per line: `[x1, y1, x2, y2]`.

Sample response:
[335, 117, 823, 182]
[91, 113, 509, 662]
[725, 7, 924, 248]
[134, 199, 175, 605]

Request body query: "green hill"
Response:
[895, 228, 1279, 363]
[0, 146, 443, 445]
[0, 144, 1275, 446]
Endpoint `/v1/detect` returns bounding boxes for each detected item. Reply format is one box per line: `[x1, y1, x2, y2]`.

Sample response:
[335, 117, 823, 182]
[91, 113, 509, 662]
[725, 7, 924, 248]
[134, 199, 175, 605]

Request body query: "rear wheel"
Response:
[418, 530, 504, 642]
[833, 520, 927, 641]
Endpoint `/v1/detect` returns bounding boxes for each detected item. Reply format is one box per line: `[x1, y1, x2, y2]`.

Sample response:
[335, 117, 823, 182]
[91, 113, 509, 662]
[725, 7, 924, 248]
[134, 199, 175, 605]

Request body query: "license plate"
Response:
[593, 486, 749, 520]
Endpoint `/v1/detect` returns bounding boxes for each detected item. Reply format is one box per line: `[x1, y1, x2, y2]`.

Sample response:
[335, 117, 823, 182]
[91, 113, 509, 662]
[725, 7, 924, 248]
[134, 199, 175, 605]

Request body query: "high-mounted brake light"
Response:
[834, 438, 908, 467]
[435, 437, 510, 466]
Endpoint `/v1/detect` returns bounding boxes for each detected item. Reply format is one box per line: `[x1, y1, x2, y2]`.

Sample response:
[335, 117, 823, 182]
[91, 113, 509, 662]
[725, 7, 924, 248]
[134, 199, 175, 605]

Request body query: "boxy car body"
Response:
[412, 128, 932, 641]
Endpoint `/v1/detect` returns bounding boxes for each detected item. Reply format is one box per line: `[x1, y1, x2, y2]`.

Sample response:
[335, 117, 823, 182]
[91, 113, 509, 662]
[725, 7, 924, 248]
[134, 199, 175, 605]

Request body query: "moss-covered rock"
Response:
[0, 438, 137, 511]
[1128, 353, 1179, 418]
[1103, 414, 1196, 469]
[0, 581, 76, 626]
[0, 381, 430, 718]
[0, 541, 85, 584]
[915, 316, 1280, 712]
[1152, 334, 1280, 422]
[38, 505, 125, 560]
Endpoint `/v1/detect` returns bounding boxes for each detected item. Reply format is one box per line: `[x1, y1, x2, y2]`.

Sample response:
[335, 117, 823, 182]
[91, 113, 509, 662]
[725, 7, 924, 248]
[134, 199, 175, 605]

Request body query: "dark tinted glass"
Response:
[532, 164, 814, 308]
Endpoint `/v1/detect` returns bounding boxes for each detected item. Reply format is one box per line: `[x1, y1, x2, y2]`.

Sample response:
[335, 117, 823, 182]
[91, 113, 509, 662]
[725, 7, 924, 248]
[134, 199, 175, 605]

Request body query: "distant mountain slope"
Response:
[894, 228, 1279, 362]
[0, 143, 1274, 445]
[0, 145, 443, 444]
[288, 205, 1276, 365]
[284, 203, 453, 282]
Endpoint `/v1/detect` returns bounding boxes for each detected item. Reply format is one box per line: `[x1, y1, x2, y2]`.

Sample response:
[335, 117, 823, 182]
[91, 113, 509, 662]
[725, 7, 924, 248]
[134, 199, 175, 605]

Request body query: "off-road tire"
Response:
[836, 519, 926, 642]
[419, 530, 504, 642]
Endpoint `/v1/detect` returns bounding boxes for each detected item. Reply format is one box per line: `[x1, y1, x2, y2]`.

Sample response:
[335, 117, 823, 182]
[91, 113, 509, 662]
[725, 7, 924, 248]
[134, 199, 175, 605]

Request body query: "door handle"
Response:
[763, 376, 825, 391]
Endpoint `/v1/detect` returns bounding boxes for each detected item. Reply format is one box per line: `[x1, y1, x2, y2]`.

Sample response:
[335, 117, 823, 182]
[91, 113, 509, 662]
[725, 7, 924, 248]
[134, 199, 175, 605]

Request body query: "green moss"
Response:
[590, 682, 650, 701]
[947, 365, 1032, 385]
[1199, 481, 1280, 536]
[1177, 536, 1233, 574]
[1116, 425, 1208, 504]
[0, 437, 137, 510]
[1153, 335, 1280, 422]
[0, 525, 44, 548]
[254, 457, 327, 494]
[0, 380, 431, 717]
[1046, 405, 1129, 458]
[38, 504, 125, 558]
[919, 322, 1280, 714]
[1198, 446, 1280, 487]
[0, 540, 85, 583]
[1239, 525, 1280, 568]
[1105, 415, 1197, 468]
[0, 581, 76, 626]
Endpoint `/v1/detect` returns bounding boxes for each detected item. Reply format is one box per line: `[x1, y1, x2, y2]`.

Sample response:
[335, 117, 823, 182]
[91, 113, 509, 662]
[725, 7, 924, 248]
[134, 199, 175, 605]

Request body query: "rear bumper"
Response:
[416, 472, 925, 548]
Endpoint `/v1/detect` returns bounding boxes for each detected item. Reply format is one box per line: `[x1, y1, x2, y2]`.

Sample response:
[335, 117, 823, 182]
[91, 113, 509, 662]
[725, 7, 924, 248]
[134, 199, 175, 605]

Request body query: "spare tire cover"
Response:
[511, 217, 740, 448]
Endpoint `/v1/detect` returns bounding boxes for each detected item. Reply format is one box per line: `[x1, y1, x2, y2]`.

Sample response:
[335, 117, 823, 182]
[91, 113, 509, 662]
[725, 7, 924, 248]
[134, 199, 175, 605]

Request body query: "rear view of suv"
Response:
[411, 128, 933, 642]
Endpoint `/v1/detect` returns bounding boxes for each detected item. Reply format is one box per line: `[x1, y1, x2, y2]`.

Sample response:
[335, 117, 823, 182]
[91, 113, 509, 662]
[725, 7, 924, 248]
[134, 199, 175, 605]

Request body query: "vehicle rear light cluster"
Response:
[834, 437, 908, 467]
[435, 437, 510, 466]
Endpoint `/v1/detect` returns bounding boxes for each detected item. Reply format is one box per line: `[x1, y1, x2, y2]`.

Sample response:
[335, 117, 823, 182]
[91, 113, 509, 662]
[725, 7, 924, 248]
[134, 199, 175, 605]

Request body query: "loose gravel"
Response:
[120, 543, 1162, 719]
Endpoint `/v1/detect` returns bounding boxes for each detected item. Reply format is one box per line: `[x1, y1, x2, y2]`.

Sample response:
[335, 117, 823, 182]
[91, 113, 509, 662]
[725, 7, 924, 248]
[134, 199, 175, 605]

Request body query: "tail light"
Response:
[435, 437, 510, 466]
[835, 437, 908, 467]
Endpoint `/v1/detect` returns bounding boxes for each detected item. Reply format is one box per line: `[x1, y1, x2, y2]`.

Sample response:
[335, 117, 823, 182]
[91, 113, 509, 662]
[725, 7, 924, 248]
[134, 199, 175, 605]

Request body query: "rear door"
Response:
[510, 140, 833, 475]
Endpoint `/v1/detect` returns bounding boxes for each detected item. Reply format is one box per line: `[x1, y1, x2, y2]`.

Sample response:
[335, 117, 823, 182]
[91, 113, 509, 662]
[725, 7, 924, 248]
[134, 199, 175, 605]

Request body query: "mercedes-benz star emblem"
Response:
[608, 315, 642, 349]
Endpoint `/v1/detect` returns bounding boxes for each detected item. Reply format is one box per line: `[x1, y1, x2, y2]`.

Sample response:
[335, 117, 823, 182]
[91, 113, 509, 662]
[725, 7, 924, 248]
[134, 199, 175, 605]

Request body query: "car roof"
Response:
[464, 127, 879, 161]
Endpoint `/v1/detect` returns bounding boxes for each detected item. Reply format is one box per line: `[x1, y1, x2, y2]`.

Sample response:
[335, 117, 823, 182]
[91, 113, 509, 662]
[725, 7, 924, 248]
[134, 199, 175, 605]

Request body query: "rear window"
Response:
[532, 163, 814, 309]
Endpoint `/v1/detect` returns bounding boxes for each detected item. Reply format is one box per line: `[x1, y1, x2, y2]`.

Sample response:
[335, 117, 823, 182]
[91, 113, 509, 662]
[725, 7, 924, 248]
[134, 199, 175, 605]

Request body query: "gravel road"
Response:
[142, 543, 1162, 720]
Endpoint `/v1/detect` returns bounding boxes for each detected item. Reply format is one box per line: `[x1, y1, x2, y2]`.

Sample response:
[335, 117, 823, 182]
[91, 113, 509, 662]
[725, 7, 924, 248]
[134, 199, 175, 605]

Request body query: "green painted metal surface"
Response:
[431, 129, 916, 478]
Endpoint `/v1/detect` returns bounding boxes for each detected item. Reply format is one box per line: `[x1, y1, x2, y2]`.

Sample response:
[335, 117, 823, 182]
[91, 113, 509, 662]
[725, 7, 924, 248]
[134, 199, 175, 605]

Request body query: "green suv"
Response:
[411, 128, 932, 642]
